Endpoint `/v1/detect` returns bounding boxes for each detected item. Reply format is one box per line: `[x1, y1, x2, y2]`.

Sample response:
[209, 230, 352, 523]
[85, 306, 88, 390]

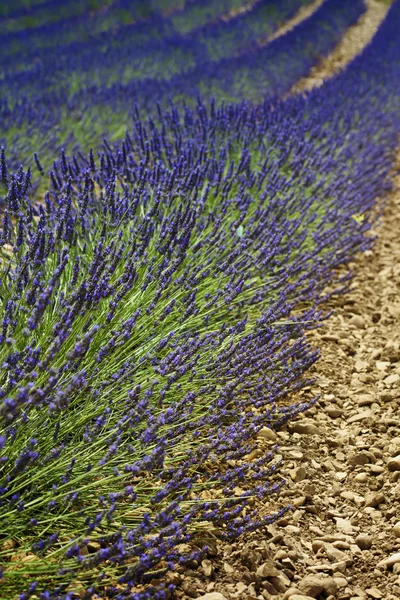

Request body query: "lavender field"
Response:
[0, 1, 400, 599]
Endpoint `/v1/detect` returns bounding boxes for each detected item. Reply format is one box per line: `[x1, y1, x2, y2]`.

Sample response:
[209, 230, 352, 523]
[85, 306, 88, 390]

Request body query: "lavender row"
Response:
[1, 0, 313, 97]
[1, 0, 363, 171]
[1, 2, 400, 598]
[0, 0, 251, 57]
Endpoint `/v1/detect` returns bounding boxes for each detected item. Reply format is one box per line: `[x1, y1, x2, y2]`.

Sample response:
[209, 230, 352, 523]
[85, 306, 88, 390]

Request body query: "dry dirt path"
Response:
[175, 2, 399, 600]
[290, 0, 390, 94]
[261, 0, 325, 45]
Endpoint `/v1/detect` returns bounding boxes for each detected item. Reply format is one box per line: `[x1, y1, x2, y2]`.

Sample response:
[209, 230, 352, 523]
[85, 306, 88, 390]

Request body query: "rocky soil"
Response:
[175, 2, 400, 600]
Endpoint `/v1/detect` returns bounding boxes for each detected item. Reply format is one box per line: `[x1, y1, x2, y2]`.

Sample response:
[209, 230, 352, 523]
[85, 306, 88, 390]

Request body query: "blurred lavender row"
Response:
[1, 0, 363, 170]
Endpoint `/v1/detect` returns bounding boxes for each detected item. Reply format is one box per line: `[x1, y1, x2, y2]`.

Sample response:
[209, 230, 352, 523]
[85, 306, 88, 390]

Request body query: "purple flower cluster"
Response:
[0, 0, 399, 598]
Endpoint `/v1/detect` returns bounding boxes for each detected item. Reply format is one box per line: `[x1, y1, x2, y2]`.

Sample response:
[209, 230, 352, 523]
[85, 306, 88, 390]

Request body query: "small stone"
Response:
[293, 496, 307, 507]
[299, 574, 338, 598]
[349, 315, 365, 329]
[376, 361, 390, 371]
[348, 410, 372, 424]
[326, 406, 344, 418]
[355, 359, 368, 372]
[324, 543, 347, 563]
[364, 492, 385, 508]
[201, 559, 213, 577]
[269, 574, 289, 593]
[335, 518, 353, 534]
[356, 394, 375, 406]
[288, 596, 316, 600]
[10, 552, 38, 563]
[258, 427, 277, 442]
[196, 594, 228, 600]
[393, 523, 400, 538]
[349, 452, 371, 467]
[370, 465, 384, 474]
[335, 472, 347, 482]
[256, 561, 280, 578]
[0, 539, 17, 551]
[366, 589, 383, 599]
[388, 456, 400, 471]
[376, 553, 400, 568]
[334, 577, 348, 588]
[223, 561, 234, 574]
[21, 554, 39, 562]
[354, 472, 369, 483]
[384, 373, 400, 386]
[355, 534, 372, 550]
[288, 422, 320, 435]
[87, 541, 101, 553]
[290, 466, 307, 482]
[181, 581, 198, 598]
[289, 450, 304, 459]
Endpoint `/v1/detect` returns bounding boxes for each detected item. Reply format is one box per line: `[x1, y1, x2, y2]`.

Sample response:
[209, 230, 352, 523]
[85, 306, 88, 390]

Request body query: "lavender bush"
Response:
[0, 0, 400, 598]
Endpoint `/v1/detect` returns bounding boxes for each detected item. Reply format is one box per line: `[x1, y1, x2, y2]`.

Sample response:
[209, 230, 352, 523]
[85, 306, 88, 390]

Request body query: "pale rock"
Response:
[87, 541, 101, 553]
[288, 596, 316, 600]
[348, 410, 372, 424]
[348, 452, 371, 467]
[351, 543, 363, 555]
[223, 561, 234, 573]
[288, 422, 320, 435]
[355, 359, 368, 372]
[388, 455, 400, 471]
[384, 373, 399, 386]
[0, 539, 17, 551]
[290, 466, 307, 482]
[256, 561, 280, 578]
[355, 534, 373, 550]
[369, 464, 384, 474]
[326, 406, 344, 418]
[333, 541, 351, 550]
[376, 361, 390, 371]
[334, 576, 348, 588]
[328, 560, 348, 574]
[340, 491, 355, 501]
[366, 589, 384, 599]
[257, 427, 277, 442]
[349, 315, 365, 329]
[376, 553, 400, 568]
[335, 518, 354, 534]
[354, 472, 369, 483]
[356, 394, 375, 406]
[364, 492, 385, 508]
[293, 496, 306, 507]
[299, 574, 338, 597]
[201, 559, 213, 577]
[324, 543, 348, 563]
[269, 573, 290, 593]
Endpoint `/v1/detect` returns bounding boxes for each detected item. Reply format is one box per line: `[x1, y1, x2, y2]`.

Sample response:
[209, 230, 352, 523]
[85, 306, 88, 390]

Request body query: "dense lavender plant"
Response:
[0, 0, 399, 598]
